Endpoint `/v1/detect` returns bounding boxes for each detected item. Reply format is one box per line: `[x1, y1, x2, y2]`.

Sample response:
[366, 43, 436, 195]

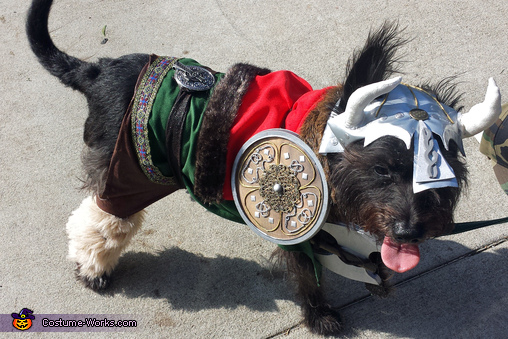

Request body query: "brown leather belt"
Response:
[165, 88, 192, 188]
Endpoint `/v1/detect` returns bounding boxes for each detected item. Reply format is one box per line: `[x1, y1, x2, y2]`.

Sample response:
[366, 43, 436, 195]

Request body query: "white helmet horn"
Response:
[343, 77, 402, 128]
[460, 78, 502, 138]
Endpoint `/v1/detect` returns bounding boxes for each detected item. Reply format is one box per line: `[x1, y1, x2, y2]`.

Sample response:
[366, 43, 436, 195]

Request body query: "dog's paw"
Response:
[303, 305, 343, 336]
[75, 264, 111, 291]
[365, 282, 393, 298]
[365, 253, 394, 298]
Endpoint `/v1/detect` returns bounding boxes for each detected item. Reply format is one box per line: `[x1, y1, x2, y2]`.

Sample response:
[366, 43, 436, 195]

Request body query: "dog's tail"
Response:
[26, 0, 88, 91]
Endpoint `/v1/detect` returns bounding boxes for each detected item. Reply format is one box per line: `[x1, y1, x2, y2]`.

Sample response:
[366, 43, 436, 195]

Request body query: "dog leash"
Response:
[447, 216, 508, 236]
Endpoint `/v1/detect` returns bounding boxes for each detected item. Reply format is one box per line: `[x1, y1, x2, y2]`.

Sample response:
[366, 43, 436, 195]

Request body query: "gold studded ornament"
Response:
[232, 129, 329, 245]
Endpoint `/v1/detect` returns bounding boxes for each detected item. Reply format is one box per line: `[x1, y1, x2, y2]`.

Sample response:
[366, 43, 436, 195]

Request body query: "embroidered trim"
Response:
[131, 56, 179, 185]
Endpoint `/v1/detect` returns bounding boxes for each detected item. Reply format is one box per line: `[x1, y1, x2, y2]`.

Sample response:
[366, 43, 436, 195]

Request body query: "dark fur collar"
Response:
[194, 63, 271, 204]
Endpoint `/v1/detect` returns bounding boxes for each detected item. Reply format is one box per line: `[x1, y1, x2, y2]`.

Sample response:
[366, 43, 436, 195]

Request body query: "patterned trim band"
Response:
[131, 56, 179, 185]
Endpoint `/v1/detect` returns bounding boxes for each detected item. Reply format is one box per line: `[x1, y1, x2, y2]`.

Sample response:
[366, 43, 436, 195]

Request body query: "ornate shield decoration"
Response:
[232, 129, 329, 245]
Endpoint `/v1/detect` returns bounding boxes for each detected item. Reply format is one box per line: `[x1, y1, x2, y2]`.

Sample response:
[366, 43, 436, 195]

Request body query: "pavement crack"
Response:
[265, 322, 302, 339]
[213, 0, 255, 46]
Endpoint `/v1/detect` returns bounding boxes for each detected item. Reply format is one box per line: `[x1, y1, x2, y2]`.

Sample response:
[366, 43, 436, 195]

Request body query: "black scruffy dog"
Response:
[27, 0, 501, 335]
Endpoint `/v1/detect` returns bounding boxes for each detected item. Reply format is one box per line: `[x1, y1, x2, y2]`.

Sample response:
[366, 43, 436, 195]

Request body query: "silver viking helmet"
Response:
[319, 77, 502, 193]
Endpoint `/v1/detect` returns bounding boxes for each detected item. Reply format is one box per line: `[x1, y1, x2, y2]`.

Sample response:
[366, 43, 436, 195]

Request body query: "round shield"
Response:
[232, 129, 329, 245]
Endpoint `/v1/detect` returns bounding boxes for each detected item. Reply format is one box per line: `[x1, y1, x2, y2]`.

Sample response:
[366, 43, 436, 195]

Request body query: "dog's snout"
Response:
[392, 222, 425, 243]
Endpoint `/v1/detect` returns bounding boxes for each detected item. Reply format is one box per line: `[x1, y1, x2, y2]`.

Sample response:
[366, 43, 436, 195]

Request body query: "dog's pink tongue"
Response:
[381, 237, 420, 273]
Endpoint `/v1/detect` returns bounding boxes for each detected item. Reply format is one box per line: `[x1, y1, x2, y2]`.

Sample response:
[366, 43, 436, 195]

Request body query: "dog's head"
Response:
[318, 23, 501, 273]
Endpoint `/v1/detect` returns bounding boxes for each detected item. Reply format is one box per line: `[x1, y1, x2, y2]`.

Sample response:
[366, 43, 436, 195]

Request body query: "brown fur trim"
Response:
[298, 85, 343, 208]
[194, 63, 271, 204]
[298, 85, 343, 154]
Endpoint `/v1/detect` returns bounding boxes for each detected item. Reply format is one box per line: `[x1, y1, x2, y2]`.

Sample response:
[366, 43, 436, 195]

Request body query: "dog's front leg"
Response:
[66, 196, 145, 290]
[274, 248, 343, 335]
[364, 252, 394, 298]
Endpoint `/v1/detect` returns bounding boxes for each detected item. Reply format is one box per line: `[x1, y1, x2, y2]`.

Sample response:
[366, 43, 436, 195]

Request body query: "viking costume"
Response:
[94, 55, 502, 285]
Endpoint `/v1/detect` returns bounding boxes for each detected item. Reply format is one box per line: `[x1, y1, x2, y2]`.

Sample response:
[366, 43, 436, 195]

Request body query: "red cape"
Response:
[223, 70, 332, 199]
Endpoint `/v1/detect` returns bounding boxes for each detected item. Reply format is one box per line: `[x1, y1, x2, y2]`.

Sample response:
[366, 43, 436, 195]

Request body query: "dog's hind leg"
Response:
[66, 196, 145, 290]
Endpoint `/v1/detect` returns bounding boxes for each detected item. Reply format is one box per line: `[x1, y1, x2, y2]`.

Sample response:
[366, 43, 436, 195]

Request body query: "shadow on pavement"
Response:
[106, 247, 292, 313]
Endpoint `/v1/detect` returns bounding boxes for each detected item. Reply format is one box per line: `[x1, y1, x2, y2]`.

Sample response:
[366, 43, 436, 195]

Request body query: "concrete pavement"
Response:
[1, 0, 507, 337]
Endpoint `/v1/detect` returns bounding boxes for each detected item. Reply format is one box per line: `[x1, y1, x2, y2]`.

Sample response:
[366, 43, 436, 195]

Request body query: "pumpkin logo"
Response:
[11, 308, 35, 331]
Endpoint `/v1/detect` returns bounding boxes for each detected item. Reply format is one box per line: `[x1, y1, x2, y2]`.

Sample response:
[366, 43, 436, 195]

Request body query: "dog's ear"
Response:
[417, 76, 465, 112]
[339, 22, 406, 112]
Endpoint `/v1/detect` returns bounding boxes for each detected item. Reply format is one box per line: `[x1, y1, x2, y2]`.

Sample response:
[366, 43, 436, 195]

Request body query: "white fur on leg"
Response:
[66, 196, 145, 282]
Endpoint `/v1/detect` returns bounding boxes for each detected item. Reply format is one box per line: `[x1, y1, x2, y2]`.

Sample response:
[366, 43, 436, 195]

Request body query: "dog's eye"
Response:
[374, 165, 390, 177]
